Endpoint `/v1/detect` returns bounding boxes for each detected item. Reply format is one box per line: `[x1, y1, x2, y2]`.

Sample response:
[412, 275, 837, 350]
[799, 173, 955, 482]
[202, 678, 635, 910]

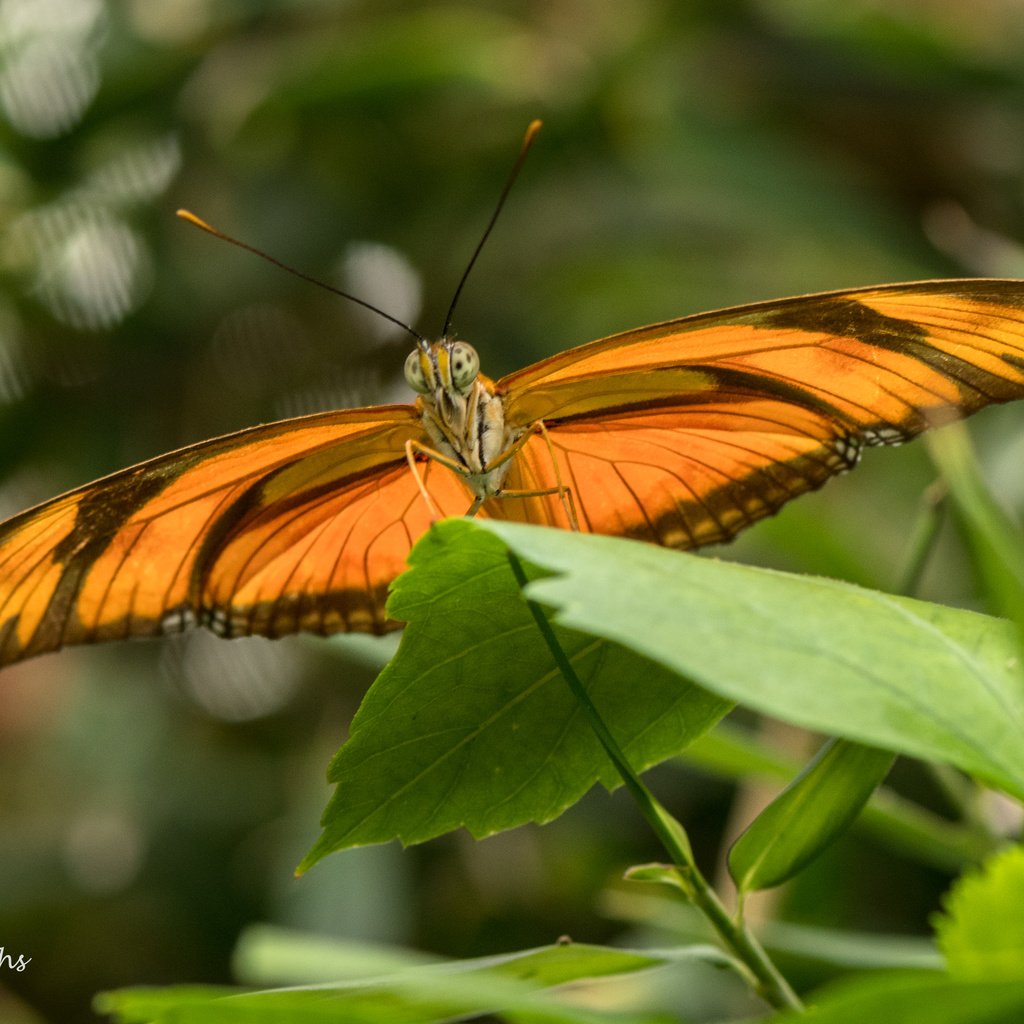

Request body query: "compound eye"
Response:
[449, 342, 480, 394]
[404, 350, 431, 394]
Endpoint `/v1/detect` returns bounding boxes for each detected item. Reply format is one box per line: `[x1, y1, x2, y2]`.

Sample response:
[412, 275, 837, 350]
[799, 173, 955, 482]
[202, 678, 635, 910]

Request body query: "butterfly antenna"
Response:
[176, 209, 429, 347]
[441, 119, 542, 338]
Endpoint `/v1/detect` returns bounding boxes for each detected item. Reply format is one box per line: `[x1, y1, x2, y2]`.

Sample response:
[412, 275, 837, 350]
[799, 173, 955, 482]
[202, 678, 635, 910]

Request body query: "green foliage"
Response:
[322, 518, 1024, 862]
[97, 512, 1024, 1020]
[770, 974, 1024, 1024]
[301, 524, 730, 867]
[935, 845, 1024, 982]
[473, 519, 1024, 792]
[728, 739, 896, 893]
[292, 517, 1024, 1018]
[96, 935, 676, 1024]
[304, 516, 1024, 869]
[681, 723, 996, 872]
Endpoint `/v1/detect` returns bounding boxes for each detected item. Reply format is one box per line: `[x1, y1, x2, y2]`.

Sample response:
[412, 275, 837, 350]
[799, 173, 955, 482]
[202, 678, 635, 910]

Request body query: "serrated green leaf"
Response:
[301, 523, 730, 867]
[728, 738, 895, 892]
[460, 520, 1024, 799]
[935, 845, 1024, 981]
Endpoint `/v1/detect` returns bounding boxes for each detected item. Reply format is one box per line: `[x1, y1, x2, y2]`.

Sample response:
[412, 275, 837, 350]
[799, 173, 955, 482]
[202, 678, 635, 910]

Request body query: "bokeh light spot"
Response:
[0, 0, 105, 138]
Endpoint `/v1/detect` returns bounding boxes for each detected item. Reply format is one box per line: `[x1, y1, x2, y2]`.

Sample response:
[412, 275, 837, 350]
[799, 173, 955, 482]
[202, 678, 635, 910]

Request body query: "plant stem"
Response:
[507, 552, 804, 1014]
[893, 480, 946, 597]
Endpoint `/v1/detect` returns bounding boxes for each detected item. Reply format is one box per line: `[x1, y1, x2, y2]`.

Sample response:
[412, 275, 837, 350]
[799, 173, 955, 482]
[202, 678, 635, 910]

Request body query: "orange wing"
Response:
[490, 280, 1024, 542]
[0, 406, 476, 665]
[3, 278, 1024, 667]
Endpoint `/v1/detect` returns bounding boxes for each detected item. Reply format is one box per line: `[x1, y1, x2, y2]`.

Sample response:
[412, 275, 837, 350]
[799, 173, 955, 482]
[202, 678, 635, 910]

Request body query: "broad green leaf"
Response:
[302, 524, 730, 867]
[95, 942, 675, 1024]
[461, 520, 1024, 799]
[728, 739, 895, 892]
[772, 972, 1024, 1023]
[935, 845, 1024, 981]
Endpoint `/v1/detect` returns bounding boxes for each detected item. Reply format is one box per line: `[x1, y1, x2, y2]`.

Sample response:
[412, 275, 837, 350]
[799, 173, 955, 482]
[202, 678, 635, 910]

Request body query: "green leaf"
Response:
[93, 987, 233, 1024]
[625, 864, 688, 889]
[935, 845, 1024, 981]
[773, 973, 1024, 1023]
[95, 942, 676, 1024]
[728, 738, 895, 892]
[301, 523, 730, 868]
[462, 520, 1024, 799]
[680, 723, 996, 873]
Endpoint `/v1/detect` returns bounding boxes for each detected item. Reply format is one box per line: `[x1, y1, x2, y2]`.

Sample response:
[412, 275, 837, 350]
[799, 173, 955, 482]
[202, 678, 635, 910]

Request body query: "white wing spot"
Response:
[862, 425, 908, 447]
[161, 607, 196, 634]
[202, 606, 235, 638]
[832, 436, 863, 472]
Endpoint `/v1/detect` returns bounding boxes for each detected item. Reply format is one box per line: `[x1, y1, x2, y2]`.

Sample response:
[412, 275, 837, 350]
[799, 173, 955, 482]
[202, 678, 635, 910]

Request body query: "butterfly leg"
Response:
[485, 420, 579, 530]
[406, 421, 578, 529]
[405, 439, 450, 520]
[534, 419, 578, 530]
[405, 439, 492, 519]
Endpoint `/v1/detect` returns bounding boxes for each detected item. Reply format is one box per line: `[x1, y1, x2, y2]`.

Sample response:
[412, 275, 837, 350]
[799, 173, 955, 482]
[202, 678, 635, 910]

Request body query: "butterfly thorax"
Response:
[406, 338, 520, 498]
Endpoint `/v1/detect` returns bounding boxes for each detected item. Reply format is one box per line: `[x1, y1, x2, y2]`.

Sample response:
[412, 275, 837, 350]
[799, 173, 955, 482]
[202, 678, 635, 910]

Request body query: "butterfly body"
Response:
[407, 337, 519, 502]
[1, 278, 1024, 667]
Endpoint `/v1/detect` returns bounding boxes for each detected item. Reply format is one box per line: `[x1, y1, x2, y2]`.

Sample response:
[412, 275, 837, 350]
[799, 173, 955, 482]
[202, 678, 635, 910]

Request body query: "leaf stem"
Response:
[893, 480, 946, 597]
[507, 552, 804, 1013]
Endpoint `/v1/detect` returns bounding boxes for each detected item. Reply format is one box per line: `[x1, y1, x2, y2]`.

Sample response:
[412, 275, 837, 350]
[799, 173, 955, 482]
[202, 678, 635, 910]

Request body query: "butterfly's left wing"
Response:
[490, 279, 1024, 544]
[0, 406, 473, 667]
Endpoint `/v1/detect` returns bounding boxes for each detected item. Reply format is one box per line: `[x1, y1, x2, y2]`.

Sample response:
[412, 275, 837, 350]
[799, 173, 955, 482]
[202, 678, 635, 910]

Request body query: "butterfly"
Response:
[1, 127, 1024, 668]
[2, 274, 1024, 668]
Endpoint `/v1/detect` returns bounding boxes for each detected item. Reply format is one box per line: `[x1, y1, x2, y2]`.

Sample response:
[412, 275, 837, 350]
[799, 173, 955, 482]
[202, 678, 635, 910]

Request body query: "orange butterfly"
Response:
[2, 129, 1024, 667]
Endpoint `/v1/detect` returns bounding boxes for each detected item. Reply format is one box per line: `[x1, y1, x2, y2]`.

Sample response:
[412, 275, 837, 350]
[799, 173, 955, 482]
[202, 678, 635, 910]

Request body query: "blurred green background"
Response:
[2, 1, 1024, 1021]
